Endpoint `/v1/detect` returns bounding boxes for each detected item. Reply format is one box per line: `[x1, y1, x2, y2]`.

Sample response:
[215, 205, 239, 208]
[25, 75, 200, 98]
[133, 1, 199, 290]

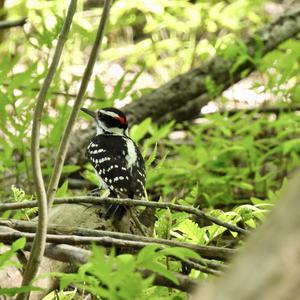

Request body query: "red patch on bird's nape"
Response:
[116, 116, 127, 125]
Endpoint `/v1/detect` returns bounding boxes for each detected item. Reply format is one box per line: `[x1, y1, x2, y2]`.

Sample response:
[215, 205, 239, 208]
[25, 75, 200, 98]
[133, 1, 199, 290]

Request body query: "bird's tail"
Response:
[105, 204, 126, 221]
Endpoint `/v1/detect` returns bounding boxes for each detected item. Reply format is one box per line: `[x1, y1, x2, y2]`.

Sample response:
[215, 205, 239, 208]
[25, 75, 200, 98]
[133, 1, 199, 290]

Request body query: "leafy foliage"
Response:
[53, 244, 198, 300]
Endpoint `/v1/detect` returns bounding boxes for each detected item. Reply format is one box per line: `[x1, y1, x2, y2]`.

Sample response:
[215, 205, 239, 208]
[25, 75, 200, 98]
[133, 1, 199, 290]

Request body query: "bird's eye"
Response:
[97, 111, 103, 118]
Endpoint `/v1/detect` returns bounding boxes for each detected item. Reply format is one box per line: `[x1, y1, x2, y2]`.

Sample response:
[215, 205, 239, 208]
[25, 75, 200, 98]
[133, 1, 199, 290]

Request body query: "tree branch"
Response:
[0, 18, 27, 30]
[17, 1, 77, 299]
[0, 219, 234, 261]
[0, 228, 233, 261]
[46, 0, 111, 208]
[0, 196, 248, 234]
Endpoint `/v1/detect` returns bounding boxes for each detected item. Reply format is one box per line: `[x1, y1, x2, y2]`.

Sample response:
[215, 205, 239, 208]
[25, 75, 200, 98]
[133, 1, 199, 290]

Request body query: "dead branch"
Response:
[0, 196, 248, 235]
[0, 219, 233, 261]
[0, 228, 233, 261]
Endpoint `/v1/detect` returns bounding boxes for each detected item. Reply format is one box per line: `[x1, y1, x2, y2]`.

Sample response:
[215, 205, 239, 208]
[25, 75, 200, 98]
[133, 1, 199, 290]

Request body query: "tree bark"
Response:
[192, 169, 300, 300]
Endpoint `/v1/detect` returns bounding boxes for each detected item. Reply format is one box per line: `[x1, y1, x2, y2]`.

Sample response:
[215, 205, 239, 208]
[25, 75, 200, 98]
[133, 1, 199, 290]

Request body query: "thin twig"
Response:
[17, 2, 77, 299]
[0, 196, 248, 234]
[46, 0, 112, 208]
[185, 259, 223, 276]
[0, 219, 234, 261]
[129, 208, 148, 236]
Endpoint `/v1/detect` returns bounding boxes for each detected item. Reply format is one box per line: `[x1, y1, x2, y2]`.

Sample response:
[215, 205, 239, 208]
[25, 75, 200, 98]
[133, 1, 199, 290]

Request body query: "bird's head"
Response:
[81, 107, 128, 136]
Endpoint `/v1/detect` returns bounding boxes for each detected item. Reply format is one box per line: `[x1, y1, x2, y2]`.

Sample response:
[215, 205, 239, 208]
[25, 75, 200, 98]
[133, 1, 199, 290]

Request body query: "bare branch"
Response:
[46, 0, 112, 208]
[17, 1, 77, 299]
[0, 196, 248, 234]
[0, 219, 234, 261]
[0, 229, 233, 261]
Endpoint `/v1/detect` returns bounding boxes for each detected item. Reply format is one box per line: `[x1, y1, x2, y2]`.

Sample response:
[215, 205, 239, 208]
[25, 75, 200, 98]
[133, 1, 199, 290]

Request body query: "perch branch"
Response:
[46, 0, 111, 208]
[17, 1, 77, 299]
[0, 197, 248, 234]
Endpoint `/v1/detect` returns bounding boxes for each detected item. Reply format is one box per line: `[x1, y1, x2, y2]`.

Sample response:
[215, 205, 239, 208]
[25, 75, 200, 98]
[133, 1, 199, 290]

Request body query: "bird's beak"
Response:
[81, 107, 97, 119]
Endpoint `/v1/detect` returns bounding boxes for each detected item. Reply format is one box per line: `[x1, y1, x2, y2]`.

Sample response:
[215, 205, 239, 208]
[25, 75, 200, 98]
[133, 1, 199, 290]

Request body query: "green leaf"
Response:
[233, 182, 254, 191]
[81, 168, 99, 186]
[110, 72, 128, 100]
[130, 118, 151, 143]
[159, 247, 200, 261]
[146, 142, 158, 169]
[136, 244, 161, 265]
[62, 165, 81, 174]
[11, 237, 26, 251]
[94, 76, 107, 99]
[56, 180, 68, 197]
[175, 219, 206, 244]
[118, 68, 144, 100]
[143, 261, 179, 285]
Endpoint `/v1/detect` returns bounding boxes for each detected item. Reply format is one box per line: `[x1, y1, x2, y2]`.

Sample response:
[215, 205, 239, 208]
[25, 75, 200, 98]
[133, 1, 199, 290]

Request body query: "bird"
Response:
[80, 107, 146, 221]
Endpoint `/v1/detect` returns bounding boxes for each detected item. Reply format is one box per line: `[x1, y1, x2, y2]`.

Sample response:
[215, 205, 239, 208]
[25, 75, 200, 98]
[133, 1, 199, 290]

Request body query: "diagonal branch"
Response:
[124, 4, 300, 124]
[17, 1, 77, 299]
[46, 0, 111, 208]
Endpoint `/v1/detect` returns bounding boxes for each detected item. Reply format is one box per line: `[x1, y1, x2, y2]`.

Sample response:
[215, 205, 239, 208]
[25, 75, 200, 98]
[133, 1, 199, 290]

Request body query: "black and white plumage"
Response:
[81, 107, 146, 221]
